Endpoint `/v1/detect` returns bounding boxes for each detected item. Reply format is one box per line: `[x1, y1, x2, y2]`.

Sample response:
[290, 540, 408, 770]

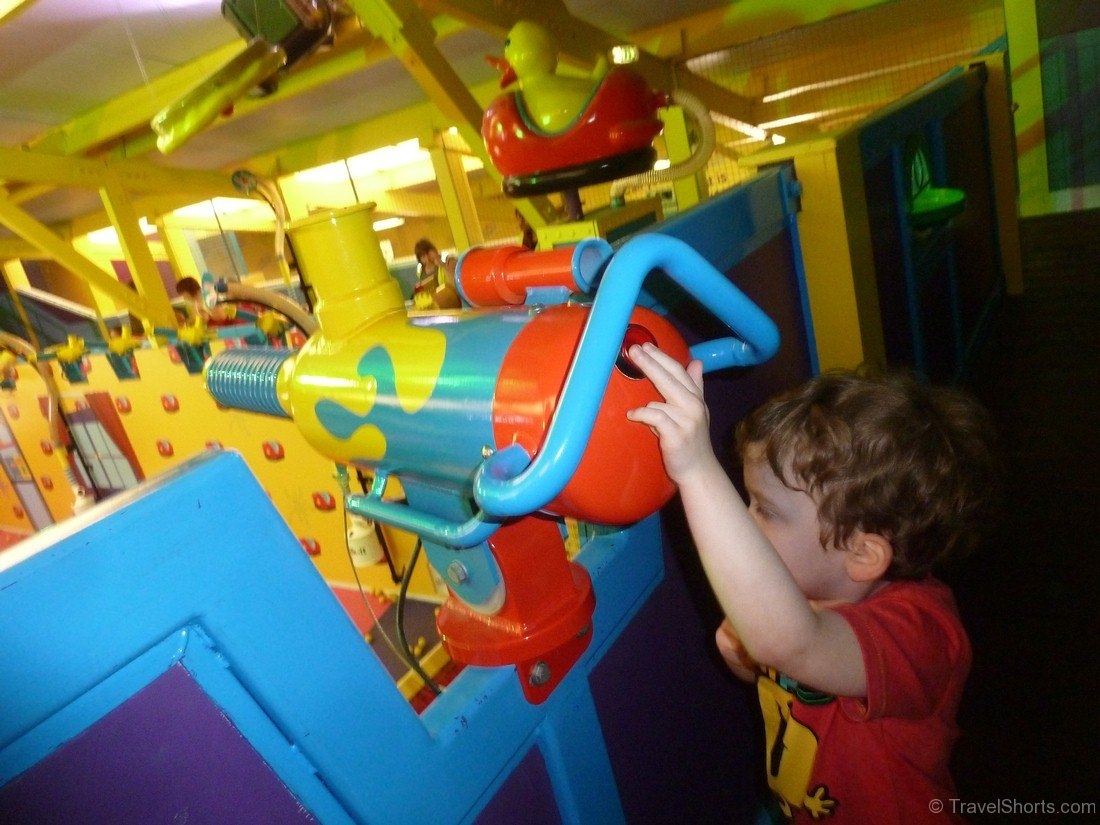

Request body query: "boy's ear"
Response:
[844, 531, 893, 582]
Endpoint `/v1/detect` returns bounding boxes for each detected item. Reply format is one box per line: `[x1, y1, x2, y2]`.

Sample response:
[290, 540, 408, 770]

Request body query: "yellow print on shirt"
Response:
[758, 671, 838, 820]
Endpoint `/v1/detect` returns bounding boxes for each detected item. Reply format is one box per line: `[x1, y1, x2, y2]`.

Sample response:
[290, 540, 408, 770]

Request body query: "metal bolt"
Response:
[528, 661, 551, 687]
[446, 561, 468, 585]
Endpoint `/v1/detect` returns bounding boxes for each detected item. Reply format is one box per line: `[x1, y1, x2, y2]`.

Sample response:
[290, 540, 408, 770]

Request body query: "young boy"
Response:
[626, 343, 998, 824]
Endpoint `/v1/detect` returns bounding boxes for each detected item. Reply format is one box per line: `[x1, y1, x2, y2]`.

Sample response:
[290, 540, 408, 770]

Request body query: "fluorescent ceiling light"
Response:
[346, 139, 427, 176]
[371, 217, 405, 232]
[172, 197, 259, 219]
[758, 110, 848, 129]
[761, 48, 977, 103]
[294, 139, 430, 186]
[86, 218, 158, 246]
[0, 1, 34, 24]
[710, 113, 774, 143]
[293, 160, 351, 186]
[611, 44, 639, 65]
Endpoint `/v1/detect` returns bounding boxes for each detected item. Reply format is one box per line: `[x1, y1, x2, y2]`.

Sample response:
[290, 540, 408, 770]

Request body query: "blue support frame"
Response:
[0, 450, 663, 823]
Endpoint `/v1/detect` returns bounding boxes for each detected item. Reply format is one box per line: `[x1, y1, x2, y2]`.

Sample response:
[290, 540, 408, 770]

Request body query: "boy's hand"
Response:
[625, 343, 717, 484]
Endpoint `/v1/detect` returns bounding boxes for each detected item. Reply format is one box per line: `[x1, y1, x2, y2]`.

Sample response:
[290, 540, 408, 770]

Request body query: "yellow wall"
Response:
[0, 344, 436, 604]
[0, 364, 83, 527]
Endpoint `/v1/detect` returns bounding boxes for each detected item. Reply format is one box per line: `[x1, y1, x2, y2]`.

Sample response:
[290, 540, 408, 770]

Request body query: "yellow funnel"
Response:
[288, 203, 405, 338]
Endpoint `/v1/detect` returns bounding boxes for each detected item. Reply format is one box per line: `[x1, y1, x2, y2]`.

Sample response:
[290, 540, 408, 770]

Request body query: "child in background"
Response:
[515, 208, 538, 250]
[412, 238, 460, 309]
[626, 344, 998, 824]
[175, 276, 230, 325]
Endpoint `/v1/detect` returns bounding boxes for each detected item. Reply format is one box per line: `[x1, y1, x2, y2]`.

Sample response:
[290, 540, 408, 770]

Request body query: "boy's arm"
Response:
[626, 344, 867, 698]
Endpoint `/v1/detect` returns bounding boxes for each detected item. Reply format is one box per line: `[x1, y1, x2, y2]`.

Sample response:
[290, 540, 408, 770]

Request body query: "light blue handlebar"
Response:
[472, 232, 780, 518]
[344, 492, 501, 549]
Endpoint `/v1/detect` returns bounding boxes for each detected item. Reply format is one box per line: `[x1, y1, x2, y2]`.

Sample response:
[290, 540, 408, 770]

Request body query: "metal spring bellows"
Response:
[204, 347, 293, 419]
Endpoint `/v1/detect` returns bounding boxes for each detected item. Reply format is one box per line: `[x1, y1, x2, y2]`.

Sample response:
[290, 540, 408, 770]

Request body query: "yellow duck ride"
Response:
[482, 21, 669, 197]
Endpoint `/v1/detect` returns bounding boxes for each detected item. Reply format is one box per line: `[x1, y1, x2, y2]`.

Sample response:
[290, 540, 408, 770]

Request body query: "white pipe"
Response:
[222, 281, 317, 335]
[609, 89, 716, 207]
[231, 170, 292, 285]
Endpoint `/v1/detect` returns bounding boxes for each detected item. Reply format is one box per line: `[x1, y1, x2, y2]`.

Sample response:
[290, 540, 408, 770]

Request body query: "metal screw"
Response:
[446, 561, 468, 585]
[528, 661, 551, 686]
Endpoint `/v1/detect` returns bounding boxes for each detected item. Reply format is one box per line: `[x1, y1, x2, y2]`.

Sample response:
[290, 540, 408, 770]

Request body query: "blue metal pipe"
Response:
[473, 233, 780, 518]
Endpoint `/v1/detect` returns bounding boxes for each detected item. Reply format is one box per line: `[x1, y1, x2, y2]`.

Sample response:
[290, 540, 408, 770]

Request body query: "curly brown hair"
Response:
[735, 369, 1000, 580]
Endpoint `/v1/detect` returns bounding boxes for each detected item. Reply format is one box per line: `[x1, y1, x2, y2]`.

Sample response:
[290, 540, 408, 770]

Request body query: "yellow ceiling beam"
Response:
[0, 0, 37, 26]
[0, 237, 44, 258]
[0, 189, 150, 316]
[98, 173, 178, 329]
[0, 188, 233, 259]
[631, 0, 896, 60]
[347, 0, 492, 172]
[0, 144, 240, 198]
[29, 41, 245, 157]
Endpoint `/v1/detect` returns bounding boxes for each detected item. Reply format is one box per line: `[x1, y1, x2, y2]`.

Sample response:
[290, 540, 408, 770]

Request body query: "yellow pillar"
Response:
[99, 173, 177, 329]
[429, 130, 483, 250]
[660, 105, 708, 212]
[1003, 1, 1050, 217]
[742, 135, 886, 372]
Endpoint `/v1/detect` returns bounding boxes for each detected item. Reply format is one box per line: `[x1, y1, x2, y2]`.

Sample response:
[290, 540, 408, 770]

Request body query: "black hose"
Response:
[396, 538, 442, 696]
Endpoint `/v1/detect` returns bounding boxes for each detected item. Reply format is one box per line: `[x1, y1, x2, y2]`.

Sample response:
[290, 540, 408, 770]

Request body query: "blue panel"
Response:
[0, 451, 665, 823]
[648, 166, 798, 274]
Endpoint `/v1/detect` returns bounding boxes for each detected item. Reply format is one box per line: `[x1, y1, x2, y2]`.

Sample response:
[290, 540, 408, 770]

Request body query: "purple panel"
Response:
[157, 260, 178, 296]
[0, 664, 317, 825]
[475, 745, 562, 825]
[590, 537, 763, 823]
[110, 260, 133, 287]
[586, 229, 807, 821]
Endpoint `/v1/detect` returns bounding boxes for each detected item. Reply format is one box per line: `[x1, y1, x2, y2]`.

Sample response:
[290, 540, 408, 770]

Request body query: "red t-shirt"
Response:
[756, 578, 970, 823]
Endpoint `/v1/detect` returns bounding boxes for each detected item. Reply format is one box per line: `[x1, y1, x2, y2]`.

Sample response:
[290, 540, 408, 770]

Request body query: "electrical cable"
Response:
[396, 538, 443, 696]
[338, 483, 407, 667]
[337, 466, 442, 696]
[355, 468, 403, 584]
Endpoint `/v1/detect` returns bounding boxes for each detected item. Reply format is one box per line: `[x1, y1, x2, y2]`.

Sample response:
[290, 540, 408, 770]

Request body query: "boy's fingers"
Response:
[627, 344, 697, 396]
[626, 402, 672, 429]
